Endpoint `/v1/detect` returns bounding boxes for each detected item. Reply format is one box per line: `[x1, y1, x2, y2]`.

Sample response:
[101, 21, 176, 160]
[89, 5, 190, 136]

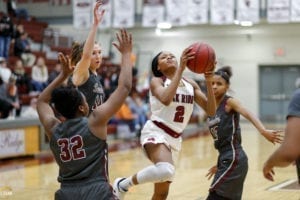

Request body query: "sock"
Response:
[119, 176, 133, 191]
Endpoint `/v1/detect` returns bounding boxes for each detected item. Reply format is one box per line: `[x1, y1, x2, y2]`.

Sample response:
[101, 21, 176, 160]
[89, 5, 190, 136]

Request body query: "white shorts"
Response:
[140, 120, 182, 165]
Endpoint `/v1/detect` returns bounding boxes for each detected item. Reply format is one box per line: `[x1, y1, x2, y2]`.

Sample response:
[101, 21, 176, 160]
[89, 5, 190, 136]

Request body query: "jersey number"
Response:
[173, 106, 185, 122]
[57, 135, 86, 162]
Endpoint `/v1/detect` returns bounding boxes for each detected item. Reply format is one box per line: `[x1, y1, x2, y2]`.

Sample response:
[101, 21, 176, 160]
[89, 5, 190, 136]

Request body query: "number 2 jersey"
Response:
[150, 78, 194, 133]
[50, 117, 109, 184]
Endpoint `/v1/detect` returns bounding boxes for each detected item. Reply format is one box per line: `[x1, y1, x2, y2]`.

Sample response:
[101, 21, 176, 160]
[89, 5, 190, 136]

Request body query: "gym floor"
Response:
[0, 122, 299, 200]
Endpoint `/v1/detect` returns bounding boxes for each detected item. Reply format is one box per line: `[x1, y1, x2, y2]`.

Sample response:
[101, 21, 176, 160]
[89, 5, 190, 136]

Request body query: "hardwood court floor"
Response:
[0, 123, 299, 200]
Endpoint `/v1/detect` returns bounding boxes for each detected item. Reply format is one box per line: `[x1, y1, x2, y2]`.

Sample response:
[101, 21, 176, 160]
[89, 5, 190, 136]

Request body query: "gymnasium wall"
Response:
[2, 1, 300, 116]
[45, 22, 300, 117]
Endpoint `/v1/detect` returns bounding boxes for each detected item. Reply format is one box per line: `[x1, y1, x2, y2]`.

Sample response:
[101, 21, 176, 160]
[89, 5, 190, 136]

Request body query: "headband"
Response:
[215, 71, 230, 83]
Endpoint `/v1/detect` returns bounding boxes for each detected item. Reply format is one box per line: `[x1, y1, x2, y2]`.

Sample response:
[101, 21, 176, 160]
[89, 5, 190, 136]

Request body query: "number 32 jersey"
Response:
[50, 117, 109, 183]
[150, 78, 194, 133]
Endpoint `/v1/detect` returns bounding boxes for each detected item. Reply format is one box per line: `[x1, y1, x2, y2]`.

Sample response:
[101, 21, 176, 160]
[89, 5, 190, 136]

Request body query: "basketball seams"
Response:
[194, 42, 201, 73]
[203, 43, 210, 73]
[187, 42, 215, 74]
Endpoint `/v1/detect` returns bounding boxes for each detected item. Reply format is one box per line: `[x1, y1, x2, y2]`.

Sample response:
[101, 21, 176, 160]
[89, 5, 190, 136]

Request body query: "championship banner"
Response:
[237, 0, 259, 23]
[165, 0, 188, 26]
[210, 0, 234, 25]
[113, 0, 135, 28]
[291, 0, 300, 22]
[267, 0, 290, 23]
[142, 0, 164, 27]
[187, 0, 208, 24]
[73, 0, 92, 29]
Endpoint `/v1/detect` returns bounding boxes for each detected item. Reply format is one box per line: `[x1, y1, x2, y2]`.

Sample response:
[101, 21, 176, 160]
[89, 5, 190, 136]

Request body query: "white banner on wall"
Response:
[113, 0, 135, 28]
[267, 0, 290, 23]
[142, 0, 164, 27]
[291, 0, 300, 22]
[210, 0, 234, 25]
[73, 0, 92, 29]
[0, 129, 25, 157]
[187, 0, 208, 24]
[237, 0, 260, 23]
[166, 0, 188, 26]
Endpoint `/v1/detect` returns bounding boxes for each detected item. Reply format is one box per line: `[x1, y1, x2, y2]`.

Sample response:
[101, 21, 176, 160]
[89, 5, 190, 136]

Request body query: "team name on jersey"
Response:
[173, 94, 194, 104]
[91, 94, 104, 111]
[93, 83, 104, 93]
[207, 115, 221, 141]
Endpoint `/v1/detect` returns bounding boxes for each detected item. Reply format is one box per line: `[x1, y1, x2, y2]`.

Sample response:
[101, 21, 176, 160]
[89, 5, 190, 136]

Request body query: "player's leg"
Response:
[113, 143, 175, 199]
[152, 181, 171, 200]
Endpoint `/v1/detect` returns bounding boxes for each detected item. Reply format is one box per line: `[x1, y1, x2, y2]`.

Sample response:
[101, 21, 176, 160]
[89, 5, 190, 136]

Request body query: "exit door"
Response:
[259, 65, 300, 122]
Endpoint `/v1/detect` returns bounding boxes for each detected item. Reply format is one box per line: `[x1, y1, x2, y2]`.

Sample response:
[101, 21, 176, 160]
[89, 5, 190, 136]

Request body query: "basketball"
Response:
[186, 42, 216, 74]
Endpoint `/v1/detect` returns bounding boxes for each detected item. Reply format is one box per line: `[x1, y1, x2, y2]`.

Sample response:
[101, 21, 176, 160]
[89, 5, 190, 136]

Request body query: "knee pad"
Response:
[155, 162, 175, 182]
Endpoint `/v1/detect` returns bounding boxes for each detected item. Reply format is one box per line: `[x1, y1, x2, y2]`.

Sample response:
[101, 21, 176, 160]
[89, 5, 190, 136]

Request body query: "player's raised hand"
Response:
[112, 29, 132, 54]
[58, 52, 73, 76]
[94, 0, 105, 25]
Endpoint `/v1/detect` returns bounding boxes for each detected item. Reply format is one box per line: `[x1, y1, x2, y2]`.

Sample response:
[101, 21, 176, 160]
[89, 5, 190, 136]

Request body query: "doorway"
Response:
[259, 65, 300, 123]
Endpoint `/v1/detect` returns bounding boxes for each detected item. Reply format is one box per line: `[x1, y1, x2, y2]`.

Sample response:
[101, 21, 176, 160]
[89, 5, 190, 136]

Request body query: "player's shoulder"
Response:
[182, 77, 197, 87]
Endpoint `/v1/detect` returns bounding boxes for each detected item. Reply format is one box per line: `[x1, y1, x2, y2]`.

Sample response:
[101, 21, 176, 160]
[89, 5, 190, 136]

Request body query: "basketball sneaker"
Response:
[113, 177, 127, 200]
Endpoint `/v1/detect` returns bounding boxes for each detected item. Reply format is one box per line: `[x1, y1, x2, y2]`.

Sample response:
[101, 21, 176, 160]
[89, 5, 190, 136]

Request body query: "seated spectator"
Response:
[6, 0, 30, 21]
[12, 59, 32, 94]
[102, 67, 119, 100]
[48, 62, 62, 84]
[0, 57, 12, 83]
[31, 57, 48, 92]
[21, 97, 38, 118]
[113, 98, 138, 139]
[14, 24, 25, 40]
[128, 90, 148, 131]
[0, 75, 20, 119]
[14, 32, 36, 66]
[0, 13, 15, 59]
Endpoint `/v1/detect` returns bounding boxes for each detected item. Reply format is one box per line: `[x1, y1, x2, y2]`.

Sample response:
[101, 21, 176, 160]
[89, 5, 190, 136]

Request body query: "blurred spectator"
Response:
[0, 57, 12, 83]
[14, 24, 25, 40]
[0, 75, 20, 119]
[12, 59, 32, 94]
[0, 13, 15, 59]
[31, 57, 48, 92]
[114, 98, 137, 137]
[6, 0, 30, 21]
[128, 90, 148, 131]
[100, 66, 119, 101]
[14, 32, 36, 66]
[21, 97, 38, 118]
[48, 62, 62, 84]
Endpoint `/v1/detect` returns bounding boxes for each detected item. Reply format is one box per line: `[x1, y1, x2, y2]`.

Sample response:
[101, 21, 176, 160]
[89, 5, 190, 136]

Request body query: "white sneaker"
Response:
[113, 177, 127, 200]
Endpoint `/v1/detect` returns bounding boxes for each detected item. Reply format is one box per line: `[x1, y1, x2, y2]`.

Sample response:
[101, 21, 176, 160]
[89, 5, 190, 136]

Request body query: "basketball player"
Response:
[69, 0, 106, 114]
[205, 66, 283, 200]
[263, 83, 300, 183]
[36, 27, 133, 199]
[113, 49, 217, 200]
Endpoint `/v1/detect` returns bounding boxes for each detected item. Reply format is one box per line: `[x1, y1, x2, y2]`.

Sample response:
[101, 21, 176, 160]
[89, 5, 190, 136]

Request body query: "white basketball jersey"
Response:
[150, 78, 195, 133]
